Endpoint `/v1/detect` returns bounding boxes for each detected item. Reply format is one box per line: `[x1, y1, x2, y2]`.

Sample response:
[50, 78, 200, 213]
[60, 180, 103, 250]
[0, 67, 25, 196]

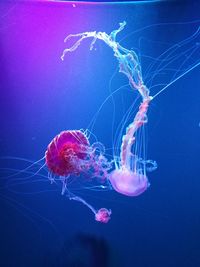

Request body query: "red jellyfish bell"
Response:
[45, 130, 90, 177]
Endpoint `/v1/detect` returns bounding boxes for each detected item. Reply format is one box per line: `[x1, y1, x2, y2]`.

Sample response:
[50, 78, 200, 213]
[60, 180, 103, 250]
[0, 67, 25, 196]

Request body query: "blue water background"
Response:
[0, 1, 200, 266]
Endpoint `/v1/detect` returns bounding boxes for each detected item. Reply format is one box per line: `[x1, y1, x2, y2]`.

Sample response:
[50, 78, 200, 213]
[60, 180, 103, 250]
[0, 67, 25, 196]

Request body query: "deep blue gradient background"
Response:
[0, 1, 200, 266]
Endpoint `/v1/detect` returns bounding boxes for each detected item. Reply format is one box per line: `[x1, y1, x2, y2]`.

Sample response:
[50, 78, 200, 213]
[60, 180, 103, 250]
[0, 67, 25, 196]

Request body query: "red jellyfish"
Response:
[45, 130, 90, 178]
[45, 130, 111, 223]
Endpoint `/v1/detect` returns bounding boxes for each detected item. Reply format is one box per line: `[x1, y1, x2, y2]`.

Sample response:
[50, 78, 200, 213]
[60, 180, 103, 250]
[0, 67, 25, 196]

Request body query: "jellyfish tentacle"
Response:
[120, 97, 151, 171]
[69, 193, 111, 223]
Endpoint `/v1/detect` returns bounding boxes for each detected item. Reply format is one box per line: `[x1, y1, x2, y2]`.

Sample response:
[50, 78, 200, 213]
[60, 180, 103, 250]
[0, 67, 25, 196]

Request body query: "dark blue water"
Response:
[0, 1, 200, 266]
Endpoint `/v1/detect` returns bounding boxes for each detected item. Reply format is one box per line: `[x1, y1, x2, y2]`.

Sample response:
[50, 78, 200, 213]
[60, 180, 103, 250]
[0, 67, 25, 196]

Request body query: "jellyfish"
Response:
[45, 130, 90, 178]
[57, 21, 157, 222]
[45, 130, 112, 223]
[58, 20, 200, 222]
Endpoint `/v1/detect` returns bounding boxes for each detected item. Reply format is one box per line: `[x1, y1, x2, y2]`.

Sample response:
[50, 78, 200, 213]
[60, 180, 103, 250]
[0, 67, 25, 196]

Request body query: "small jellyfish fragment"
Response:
[95, 208, 112, 223]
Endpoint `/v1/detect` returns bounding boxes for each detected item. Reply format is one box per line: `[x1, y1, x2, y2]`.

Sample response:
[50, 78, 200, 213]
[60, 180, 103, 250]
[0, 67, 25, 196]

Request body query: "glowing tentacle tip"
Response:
[109, 169, 149, 197]
[95, 208, 112, 223]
